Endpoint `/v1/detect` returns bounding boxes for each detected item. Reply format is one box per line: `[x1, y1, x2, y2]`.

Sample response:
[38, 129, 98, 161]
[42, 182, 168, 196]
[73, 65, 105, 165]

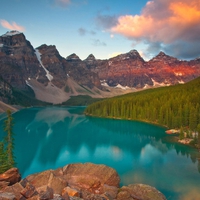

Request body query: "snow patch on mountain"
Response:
[178, 80, 185, 84]
[143, 84, 150, 89]
[115, 84, 130, 90]
[174, 72, 183, 76]
[25, 80, 34, 89]
[151, 79, 170, 87]
[101, 80, 131, 90]
[35, 49, 53, 81]
[100, 80, 109, 87]
[2, 31, 22, 37]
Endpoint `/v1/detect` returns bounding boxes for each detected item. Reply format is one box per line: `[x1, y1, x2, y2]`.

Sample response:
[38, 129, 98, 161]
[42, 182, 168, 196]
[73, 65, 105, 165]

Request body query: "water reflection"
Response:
[0, 106, 200, 200]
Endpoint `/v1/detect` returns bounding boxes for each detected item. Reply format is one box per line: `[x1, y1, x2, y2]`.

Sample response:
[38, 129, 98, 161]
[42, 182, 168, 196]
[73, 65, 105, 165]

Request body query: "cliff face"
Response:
[65, 53, 101, 89]
[147, 52, 200, 85]
[0, 77, 13, 103]
[0, 31, 200, 105]
[0, 31, 45, 91]
[0, 31, 103, 104]
[93, 50, 149, 88]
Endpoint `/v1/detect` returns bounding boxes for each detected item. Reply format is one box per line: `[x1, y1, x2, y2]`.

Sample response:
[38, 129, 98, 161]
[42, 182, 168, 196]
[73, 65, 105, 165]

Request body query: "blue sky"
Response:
[1, 0, 200, 60]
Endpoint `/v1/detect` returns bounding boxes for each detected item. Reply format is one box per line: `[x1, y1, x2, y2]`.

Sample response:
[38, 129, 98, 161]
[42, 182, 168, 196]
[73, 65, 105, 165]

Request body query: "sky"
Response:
[0, 0, 200, 61]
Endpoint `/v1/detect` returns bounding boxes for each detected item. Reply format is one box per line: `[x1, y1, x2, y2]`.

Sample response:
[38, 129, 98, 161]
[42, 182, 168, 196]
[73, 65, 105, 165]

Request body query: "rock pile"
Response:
[0, 163, 166, 200]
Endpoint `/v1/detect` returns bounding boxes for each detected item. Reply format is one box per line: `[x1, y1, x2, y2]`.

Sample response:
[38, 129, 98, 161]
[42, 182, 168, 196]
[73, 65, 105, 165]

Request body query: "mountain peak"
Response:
[66, 53, 81, 61]
[150, 51, 178, 62]
[110, 49, 144, 62]
[2, 30, 22, 37]
[85, 54, 96, 61]
[129, 49, 140, 56]
[157, 51, 166, 56]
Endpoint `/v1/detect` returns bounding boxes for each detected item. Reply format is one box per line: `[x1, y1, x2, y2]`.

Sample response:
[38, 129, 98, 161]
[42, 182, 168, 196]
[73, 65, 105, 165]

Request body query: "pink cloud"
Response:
[111, 0, 200, 44]
[0, 19, 25, 31]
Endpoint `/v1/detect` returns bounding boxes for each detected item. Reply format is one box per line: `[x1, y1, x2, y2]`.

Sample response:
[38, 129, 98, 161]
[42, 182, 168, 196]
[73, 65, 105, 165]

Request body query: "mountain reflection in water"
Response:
[0, 106, 200, 200]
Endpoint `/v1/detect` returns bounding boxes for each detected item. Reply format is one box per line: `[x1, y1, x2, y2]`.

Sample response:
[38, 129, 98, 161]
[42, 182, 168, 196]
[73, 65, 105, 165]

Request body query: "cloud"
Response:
[78, 28, 87, 36]
[92, 39, 106, 47]
[163, 41, 200, 59]
[78, 28, 96, 36]
[0, 19, 25, 31]
[54, 0, 71, 7]
[54, 0, 87, 7]
[95, 14, 118, 30]
[108, 0, 200, 59]
[90, 30, 96, 35]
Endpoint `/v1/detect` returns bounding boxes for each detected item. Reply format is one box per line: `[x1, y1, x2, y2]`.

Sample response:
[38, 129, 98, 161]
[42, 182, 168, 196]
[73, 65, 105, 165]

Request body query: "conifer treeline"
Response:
[85, 77, 200, 131]
[0, 110, 15, 173]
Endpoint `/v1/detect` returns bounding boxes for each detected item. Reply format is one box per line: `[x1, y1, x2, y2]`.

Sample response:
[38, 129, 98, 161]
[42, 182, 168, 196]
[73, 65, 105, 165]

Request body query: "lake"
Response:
[0, 106, 200, 199]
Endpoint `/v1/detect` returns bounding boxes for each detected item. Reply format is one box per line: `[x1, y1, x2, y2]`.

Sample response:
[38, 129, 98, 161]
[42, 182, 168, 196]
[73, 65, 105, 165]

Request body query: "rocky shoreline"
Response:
[0, 163, 166, 200]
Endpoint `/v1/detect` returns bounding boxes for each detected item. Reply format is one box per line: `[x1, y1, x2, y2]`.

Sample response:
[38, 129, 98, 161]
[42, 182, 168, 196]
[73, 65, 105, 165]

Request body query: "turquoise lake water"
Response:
[0, 106, 200, 199]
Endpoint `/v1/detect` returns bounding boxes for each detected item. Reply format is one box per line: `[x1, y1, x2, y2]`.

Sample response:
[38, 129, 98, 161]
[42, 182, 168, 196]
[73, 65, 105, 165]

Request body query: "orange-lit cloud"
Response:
[0, 19, 25, 31]
[111, 0, 200, 44]
[108, 0, 200, 59]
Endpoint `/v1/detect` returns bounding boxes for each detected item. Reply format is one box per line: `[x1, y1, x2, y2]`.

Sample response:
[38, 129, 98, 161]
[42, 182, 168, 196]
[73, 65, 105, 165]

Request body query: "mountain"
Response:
[93, 50, 200, 88]
[0, 30, 200, 105]
[0, 31, 105, 104]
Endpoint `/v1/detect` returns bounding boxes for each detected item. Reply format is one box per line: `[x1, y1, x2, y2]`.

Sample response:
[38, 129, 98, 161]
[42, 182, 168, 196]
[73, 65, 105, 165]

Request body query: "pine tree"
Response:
[179, 127, 184, 140]
[189, 106, 198, 131]
[197, 124, 200, 147]
[0, 142, 8, 173]
[3, 110, 15, 169]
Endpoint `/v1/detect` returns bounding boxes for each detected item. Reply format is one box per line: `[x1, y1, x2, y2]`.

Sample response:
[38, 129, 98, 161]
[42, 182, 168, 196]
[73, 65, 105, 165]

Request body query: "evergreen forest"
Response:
[85, 77, 200, 133]
[0, 110, 15, 173]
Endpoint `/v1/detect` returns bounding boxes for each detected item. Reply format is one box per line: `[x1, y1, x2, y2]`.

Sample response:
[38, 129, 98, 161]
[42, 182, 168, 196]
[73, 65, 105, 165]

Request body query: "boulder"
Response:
[38, 186, 54, 200]
[47, 173, 68, 194]
[63, 163, 120, 194]
[103, 184, 118, 199]
[26, 170, 68, 194]
[116, 184, 167, 200]
[0, 168, 21, 186]
[0, 163, 167, 200]
[62, 186, 80, 197]
[0, 192, 17, 200]
[0, 181, 10, 189]
[2, 182, 24, 199]
[20, 182, 38, 198]
[81, 189, 110, 200]
[53, 194, 69, 200]
[26, 170, 53, 188]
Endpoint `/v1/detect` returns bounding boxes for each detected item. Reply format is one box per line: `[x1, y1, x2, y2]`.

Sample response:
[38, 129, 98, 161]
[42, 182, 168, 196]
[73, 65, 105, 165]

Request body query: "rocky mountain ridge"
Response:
[0, 30, 200, 105]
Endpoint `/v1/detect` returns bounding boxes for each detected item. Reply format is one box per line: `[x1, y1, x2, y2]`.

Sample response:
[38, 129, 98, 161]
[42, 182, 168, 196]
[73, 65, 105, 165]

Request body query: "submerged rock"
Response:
[0, 163, 166, 200]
